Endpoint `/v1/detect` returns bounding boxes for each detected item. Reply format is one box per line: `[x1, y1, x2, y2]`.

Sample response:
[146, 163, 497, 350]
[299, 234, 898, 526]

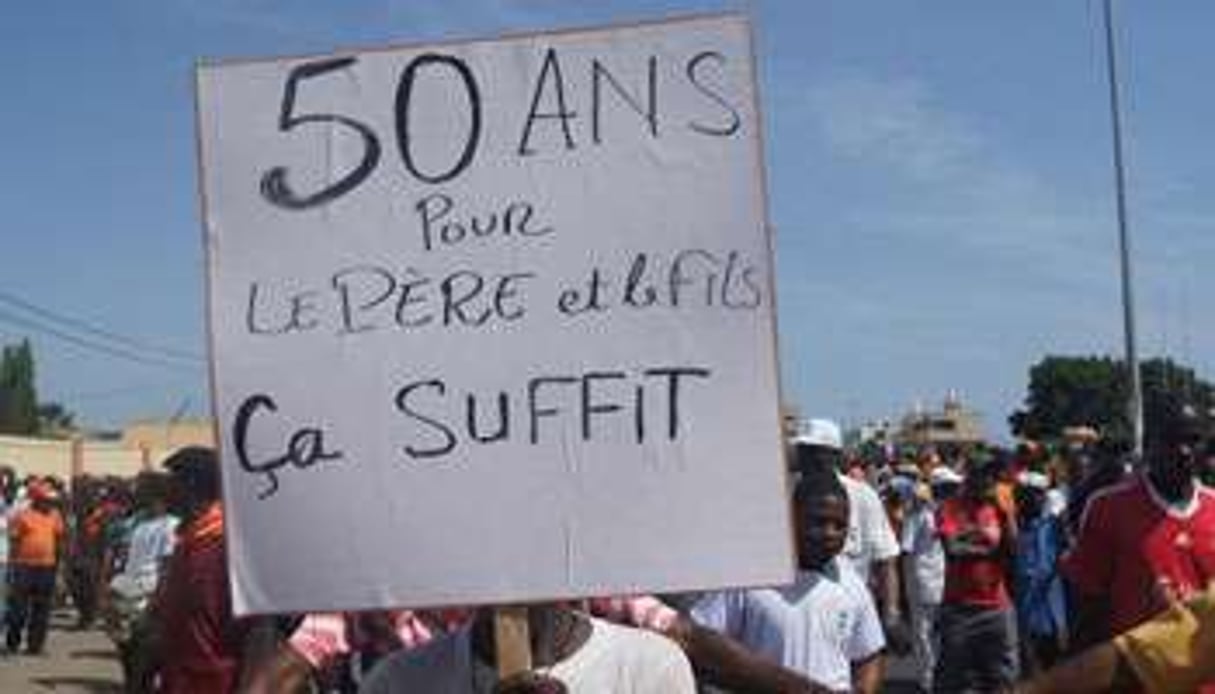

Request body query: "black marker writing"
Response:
[687, 51, 741, 137]
[519, 48, 578, 156]
[395, 53, 482, 184]
[391, 366, 713, 462]
[232, 393, 343, 500]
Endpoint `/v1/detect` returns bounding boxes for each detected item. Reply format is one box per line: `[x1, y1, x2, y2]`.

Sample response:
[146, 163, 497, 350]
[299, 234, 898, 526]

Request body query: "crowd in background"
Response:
[0, 403, 1212, 692]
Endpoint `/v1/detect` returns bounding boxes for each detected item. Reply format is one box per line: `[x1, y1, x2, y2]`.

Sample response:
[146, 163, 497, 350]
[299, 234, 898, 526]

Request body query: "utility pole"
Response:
[1102, 0, 1144, 459]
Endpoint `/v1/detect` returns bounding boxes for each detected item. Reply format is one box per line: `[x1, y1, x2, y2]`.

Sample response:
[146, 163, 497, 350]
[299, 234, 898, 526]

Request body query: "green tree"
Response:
[36, 402, 75, 437]
[0, 339, 39, 435]
[1010, 355, 1214, 446]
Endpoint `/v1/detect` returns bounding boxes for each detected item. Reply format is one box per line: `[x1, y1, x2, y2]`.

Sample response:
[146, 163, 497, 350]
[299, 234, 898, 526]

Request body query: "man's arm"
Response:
[852, 481, 907, 653]
[242, 642, 315, 694]
[237, 618, 285, 692]
[8, 513, 24, 555]
[1026, 584, 1215, 693]
[1016, 641, 1135, 694]
[851, 651, 885, 694]
[54, 512, 68, 569]
[1059, 494, 1115, 650]
[668, 618, 829, 693]
[846, 567, 889, 694]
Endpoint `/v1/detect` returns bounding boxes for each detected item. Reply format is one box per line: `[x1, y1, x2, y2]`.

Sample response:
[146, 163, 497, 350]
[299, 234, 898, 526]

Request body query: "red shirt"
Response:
[1062, 474, 1215, 635]
[936, 497, 1012, 608]
[157, 502, 249, 694]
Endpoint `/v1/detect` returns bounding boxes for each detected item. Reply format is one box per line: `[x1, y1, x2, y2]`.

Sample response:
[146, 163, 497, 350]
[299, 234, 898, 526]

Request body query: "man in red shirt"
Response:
[153, 446, 268, 693]
[1062, 409, 1215, 675]
[934, 453, 1019, 692]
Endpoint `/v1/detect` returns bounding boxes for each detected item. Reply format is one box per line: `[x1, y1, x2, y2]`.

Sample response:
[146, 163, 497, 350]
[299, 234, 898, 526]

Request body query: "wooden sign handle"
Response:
[494, 605, 532, 678]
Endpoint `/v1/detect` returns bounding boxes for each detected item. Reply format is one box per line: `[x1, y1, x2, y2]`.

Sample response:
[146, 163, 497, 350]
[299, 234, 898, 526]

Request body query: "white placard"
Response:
[196, 13, 791, 616]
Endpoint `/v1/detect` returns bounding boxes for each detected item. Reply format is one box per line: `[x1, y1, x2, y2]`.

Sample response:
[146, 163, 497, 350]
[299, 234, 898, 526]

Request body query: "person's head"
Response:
[28, 481, 58, 512]
[163, 446, 221, 514]
[1015, 471, 1050, 519]
[134, 471, 173, 515]
[791, 418, 844, 476]
[930, 465, 963, 501]
[989, 448, 1015, 483]
[963, 455, 998, 501]
[792, 466, 849, 571]
[1146, 403, 1205, 494]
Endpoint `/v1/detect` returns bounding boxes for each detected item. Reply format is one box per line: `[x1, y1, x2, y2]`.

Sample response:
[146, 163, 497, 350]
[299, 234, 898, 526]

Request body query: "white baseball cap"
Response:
[794, 418, 843, 451]
[930, 466, 964, 486]
[1018, 471, 1051, 490]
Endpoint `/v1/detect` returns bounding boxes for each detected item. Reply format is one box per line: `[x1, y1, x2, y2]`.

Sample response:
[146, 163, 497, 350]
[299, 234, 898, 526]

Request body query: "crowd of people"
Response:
[0, 406, 1212, 692]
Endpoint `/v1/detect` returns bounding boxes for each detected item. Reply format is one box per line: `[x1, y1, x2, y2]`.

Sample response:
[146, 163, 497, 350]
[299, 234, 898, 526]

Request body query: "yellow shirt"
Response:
[1113, 586, 1215, 692]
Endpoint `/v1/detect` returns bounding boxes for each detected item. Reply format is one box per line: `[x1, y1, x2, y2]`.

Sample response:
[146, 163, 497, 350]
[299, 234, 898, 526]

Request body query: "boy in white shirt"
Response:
[692, 466, 886, 693]
[105, 472, 179, 693]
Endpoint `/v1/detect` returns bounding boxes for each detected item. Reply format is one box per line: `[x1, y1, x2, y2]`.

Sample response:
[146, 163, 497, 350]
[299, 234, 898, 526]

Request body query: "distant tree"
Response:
[0, 339, 39, 435]
[36, 402, 75, 437]
[0, 340, 77, 437]
[1010, 355, 1214, 447]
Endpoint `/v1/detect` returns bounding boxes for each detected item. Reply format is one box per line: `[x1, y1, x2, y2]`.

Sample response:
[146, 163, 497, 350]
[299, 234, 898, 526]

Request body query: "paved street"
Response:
[0, 611, 122, 693]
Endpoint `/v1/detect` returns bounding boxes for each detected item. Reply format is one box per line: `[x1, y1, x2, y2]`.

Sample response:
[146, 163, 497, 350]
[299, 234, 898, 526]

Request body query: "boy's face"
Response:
[795, 493, 849, 571]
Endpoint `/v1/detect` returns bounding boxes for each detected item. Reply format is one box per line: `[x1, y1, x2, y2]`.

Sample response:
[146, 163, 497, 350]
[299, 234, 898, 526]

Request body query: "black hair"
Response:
[792, 442, 844, 476]
[135, 471, 173, 504]
[163, 446, 221, 502]
[1148, 401, 1207, 454]
[794, 463, 847, 508]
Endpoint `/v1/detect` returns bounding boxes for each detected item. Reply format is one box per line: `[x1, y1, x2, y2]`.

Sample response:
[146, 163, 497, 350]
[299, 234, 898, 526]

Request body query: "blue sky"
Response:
[0, 1, 1210, 437]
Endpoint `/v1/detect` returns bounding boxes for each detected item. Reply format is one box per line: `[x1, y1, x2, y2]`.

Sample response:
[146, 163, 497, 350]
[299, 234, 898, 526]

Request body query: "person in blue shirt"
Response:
[1013, 471, 1068, 674]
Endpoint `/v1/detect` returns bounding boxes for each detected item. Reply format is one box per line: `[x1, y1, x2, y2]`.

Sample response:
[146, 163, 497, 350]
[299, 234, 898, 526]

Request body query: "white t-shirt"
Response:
[691, 559, 886, 692]
[840, 475, 901, 581]
[360, 615, 695, 694]
[111, 514, 179, 598]
[899, 504, 945, 605]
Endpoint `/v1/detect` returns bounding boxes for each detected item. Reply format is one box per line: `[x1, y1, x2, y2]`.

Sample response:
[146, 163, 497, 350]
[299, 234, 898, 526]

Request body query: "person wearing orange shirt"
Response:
[6, 482, 66, 655]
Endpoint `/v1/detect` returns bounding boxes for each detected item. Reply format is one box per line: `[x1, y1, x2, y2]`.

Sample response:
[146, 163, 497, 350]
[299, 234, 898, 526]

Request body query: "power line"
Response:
[56, 381, 200, 402]
[0, 307, 201, 373]
[0, 289, 203, 362]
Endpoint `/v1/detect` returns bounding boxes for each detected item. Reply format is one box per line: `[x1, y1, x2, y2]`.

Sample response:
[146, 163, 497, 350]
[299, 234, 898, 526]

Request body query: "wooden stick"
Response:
[494, 605, 532, 678]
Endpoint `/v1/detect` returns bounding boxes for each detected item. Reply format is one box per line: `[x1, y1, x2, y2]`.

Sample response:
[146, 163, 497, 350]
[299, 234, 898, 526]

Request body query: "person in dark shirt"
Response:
[153, 446, 270, 693]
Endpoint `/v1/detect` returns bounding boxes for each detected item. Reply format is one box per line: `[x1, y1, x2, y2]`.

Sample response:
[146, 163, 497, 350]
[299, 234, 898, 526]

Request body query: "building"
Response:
[895, 391, 985, 449]
[0, 418, 216, 480]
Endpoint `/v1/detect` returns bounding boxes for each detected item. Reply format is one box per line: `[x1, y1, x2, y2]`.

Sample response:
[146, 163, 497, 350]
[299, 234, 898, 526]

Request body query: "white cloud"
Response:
[808, 76, 983, 184]
[802, 72, 1117, 289]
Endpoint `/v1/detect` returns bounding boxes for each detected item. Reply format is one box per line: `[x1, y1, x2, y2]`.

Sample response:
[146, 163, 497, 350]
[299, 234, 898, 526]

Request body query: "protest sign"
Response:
[196, 13, 792, 615]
